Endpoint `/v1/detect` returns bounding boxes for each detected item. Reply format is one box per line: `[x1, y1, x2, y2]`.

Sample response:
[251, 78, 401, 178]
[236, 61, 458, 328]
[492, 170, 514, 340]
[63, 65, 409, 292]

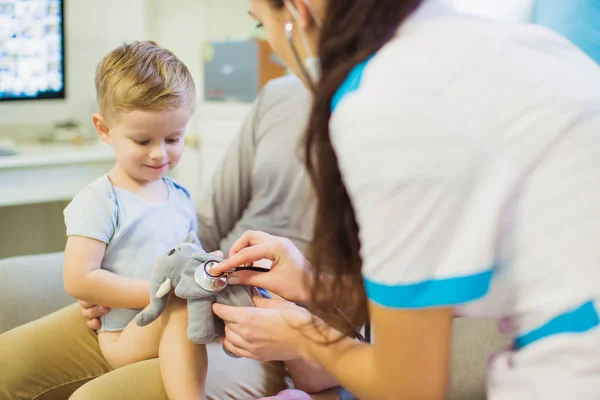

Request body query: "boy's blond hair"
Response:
[95, 41, 196, 121]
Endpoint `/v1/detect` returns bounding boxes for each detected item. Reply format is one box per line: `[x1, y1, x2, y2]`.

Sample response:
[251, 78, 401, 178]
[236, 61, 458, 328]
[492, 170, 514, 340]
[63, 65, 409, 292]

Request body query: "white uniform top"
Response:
[330, 0, 600, 397]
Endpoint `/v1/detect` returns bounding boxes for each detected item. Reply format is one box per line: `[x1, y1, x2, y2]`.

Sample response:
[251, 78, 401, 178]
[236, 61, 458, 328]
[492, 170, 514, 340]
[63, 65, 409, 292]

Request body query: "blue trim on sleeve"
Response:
[331, 55, 374, 113]
[364, 269, 493, 309]
[515, 300, 600, 349]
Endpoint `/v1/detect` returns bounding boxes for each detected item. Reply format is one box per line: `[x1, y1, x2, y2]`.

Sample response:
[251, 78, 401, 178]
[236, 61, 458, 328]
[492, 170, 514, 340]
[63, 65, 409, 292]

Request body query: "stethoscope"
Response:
[194, 259, 269, 293]
[285, 20, 317, 93]
[195, 260, 370, 343]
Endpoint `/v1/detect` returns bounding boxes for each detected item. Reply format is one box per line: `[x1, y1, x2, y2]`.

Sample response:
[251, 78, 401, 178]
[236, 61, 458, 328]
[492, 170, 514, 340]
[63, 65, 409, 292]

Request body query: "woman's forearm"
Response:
[65, 268, 150, 309]
[302, 336, 384, 400]
[300, 329, 441, 400]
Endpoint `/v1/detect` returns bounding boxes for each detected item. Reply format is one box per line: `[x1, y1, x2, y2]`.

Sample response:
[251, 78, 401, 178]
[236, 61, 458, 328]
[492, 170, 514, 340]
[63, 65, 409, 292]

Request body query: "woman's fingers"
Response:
[212, 303, 249, 324]
[252, 295, 294, 309]
[211, 242, 276, 275]
[222, 323, 256, 359]
[227, 269, 265, 286]
[228, 230, 272, 256]
[224, 324, 251, 350]
[221, 336, 254, 359]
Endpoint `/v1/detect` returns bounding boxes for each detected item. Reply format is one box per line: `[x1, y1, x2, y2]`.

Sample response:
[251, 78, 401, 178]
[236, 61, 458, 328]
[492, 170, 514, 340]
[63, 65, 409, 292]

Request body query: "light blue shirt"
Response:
[64, 174, 199, 331]
[531, 0, 600, 64]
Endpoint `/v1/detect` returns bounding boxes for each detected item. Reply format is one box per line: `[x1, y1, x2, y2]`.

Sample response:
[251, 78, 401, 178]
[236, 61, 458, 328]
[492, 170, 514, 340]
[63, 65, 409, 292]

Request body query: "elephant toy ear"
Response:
[184, 232, 202, 246]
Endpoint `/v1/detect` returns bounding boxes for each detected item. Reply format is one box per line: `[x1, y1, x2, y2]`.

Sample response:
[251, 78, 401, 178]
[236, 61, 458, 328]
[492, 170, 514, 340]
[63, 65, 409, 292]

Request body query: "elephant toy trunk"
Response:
[135, 290, 169, 327]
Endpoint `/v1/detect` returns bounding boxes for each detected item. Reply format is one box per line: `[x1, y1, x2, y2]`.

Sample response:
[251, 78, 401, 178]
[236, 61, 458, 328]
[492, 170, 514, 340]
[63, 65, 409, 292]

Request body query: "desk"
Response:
[0, 143, 114, 207]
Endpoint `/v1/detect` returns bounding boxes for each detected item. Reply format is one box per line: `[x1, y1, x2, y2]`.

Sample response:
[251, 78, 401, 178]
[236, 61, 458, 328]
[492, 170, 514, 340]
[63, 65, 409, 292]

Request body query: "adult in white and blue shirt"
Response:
[330, 1, 600, 399]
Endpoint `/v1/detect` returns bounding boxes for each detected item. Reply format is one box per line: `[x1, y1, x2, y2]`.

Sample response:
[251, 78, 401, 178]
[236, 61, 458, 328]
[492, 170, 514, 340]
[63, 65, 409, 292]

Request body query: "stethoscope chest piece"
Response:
[194, 260, 228, 292]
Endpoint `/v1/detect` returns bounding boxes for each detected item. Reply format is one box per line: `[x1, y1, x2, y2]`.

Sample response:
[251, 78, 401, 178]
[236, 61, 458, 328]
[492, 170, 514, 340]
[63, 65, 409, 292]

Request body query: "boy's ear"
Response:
[92, 113, 112, 144]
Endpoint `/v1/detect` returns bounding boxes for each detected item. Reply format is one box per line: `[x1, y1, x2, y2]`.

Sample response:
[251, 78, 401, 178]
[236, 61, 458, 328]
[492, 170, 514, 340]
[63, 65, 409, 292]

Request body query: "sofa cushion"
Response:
[0, 252, 74, 333]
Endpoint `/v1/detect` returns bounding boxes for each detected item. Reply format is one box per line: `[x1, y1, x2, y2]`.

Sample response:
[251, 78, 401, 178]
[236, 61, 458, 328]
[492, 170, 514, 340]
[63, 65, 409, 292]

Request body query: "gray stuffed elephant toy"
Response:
[135, 232, 254, 348]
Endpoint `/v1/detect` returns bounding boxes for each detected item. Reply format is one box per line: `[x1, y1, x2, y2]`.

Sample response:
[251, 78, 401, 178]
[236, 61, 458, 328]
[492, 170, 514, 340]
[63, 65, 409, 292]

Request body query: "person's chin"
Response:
[147, 170, 169, 180]
[131, 168, 169, 182]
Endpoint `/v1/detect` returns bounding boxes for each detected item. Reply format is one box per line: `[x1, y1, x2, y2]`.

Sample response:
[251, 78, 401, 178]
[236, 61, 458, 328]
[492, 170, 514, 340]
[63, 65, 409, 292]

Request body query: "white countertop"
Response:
[0, 142, 114, 170]
[0, 141, 116, 207]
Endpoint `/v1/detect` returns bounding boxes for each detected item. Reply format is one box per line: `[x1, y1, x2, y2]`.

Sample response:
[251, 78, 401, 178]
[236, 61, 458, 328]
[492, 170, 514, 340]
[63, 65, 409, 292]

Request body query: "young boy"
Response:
[63, 41, 207, 399]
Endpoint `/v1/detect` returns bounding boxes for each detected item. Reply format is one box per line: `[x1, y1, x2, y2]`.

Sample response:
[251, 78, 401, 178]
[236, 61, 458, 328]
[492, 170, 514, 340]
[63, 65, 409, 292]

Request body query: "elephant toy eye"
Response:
[168, 247, 180, 256]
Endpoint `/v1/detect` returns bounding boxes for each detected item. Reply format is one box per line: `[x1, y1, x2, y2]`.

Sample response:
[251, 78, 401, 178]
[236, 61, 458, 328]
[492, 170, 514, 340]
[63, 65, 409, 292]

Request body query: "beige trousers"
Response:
[0, 303, 288, 400]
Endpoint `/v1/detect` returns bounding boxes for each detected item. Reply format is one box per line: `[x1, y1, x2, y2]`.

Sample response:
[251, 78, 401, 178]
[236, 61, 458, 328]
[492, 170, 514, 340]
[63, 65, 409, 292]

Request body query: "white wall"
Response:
[146, 0, 256, 107]
[201, 0, 257, 42]
[146, 0, 257, 197]
[0, 0, 149, 134]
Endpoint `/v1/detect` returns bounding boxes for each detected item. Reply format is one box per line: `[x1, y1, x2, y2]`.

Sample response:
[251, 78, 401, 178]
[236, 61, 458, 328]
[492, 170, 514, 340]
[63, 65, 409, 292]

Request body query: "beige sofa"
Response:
[0, 252, 508, 399]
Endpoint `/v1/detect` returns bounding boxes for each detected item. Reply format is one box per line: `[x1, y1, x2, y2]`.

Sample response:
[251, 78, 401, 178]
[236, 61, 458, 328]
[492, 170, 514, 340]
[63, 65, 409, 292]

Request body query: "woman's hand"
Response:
[212, 294, 315, 362]
[79, 300, 110, 330]
[210, 230, 312, 303]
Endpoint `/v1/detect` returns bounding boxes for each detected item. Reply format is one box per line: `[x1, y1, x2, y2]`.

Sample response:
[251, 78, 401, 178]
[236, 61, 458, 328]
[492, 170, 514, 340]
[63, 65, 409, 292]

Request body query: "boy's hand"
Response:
[79, 300, 110, 330]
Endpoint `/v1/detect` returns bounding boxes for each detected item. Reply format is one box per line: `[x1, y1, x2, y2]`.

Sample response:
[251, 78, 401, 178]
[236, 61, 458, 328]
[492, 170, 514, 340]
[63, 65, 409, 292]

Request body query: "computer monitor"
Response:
[0, 0, 65, 101]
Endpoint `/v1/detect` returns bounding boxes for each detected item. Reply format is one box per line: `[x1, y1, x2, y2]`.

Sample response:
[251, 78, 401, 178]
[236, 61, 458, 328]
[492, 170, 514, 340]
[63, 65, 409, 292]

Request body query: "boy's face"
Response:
[93, 108, 191, 183]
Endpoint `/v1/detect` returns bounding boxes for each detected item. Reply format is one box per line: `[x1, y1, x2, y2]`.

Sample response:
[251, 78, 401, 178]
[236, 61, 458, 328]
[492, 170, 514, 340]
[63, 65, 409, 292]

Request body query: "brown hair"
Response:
[95, 41, 196, 121]
[302, 0, 424, 331]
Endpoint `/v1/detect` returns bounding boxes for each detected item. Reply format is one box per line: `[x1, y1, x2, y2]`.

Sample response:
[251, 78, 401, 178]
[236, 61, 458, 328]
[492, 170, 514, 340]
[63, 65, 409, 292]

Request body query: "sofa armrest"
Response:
[448, 318, 509, 400]
[0, 252, 74, 334]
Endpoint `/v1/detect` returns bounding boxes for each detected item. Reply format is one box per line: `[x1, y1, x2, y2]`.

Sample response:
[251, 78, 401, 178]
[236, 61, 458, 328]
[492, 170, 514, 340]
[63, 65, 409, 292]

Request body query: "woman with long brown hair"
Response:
[212, 0, 600, 399]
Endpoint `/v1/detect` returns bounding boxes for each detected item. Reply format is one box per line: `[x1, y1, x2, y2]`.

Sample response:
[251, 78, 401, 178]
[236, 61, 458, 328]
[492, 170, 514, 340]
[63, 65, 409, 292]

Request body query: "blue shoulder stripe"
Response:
[364, 269, 493, 309]
[331, 55, 374, 113]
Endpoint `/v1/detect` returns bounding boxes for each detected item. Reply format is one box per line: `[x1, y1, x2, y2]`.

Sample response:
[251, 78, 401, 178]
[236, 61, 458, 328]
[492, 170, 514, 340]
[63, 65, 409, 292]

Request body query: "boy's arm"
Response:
[63, 236, 150, 309]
